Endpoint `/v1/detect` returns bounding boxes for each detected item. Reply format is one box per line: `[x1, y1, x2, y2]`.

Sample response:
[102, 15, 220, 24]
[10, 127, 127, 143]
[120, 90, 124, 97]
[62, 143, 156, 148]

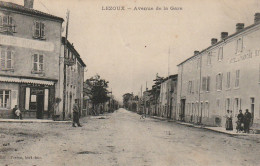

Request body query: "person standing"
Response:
[236, 110, 244, 133]
[72, 99, 82, 127]
[225, 110, 233, 130]
[244, 109, 252, 133]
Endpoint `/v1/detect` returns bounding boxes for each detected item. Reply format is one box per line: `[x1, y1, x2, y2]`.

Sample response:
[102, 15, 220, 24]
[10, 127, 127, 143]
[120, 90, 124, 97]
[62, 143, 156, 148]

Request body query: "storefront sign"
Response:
[0, 34, 54, 52]
[230, 49, 260, 63]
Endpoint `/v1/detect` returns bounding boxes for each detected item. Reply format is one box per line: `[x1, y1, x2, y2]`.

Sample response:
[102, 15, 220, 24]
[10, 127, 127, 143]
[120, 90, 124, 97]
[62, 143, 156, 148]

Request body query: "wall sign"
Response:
[0, 34, 54, 52]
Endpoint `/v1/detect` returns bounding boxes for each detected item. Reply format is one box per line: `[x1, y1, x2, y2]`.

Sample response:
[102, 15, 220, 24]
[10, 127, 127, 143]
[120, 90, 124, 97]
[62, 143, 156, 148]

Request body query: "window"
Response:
[197, 58, 200, 69]
[236, 37, 243, 53]
[205, 102, 209, 117]
[207, 52, 211, 65]
[0, 15, 15, 33]
[188, 81, 192, 94]
[33, 21, 45, 39]
[218, 47, 223, 61]
[0, 49, 14, 70]
[234, 98, 241, 115]
[259, 64, 260, 83]
[225, 98, 230, 111]
[235, 70, 240, 88]
[202, 76, 211, 92]
[226, 72, 231, 89]
[0, 90, 11, 108]
[216, 73, 223, 91]
[32, 54, 44, 73]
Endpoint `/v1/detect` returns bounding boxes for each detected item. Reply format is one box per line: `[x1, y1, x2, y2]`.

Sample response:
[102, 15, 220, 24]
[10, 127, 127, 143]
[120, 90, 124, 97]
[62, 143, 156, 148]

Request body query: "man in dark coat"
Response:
[244, 109, 252, 133]
[236, 110, 244, 133]
[72, 99, 82, 127]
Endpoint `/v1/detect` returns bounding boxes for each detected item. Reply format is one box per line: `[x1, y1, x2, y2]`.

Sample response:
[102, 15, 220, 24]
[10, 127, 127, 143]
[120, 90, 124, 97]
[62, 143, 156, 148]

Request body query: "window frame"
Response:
[0, 48, 14, 71]
[33, 21, 46, 39]
[32, 53, 44, 73]
[0, 90, 11, 109]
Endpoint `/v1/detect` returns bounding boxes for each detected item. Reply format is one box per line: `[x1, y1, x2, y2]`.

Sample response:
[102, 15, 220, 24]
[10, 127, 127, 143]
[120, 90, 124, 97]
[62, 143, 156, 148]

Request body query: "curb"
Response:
[0, 119, 71, 123]
[149, 115, 252, 136]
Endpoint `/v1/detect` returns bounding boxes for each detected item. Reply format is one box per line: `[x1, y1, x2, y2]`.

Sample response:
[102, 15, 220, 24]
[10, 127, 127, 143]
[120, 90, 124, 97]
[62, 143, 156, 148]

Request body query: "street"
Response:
[1, 108, 260, 166]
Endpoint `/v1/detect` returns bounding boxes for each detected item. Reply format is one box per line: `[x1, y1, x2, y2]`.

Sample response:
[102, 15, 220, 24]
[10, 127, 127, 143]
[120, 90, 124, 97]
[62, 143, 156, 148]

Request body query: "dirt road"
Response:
[1, 108, 260, 166]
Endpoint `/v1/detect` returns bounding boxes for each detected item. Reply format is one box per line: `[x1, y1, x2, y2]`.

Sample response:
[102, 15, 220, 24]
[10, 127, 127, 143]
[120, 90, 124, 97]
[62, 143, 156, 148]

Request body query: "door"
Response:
[180, 99, 186, 121]
[36, 95, 44, 119]
[251, 98, 255, 124]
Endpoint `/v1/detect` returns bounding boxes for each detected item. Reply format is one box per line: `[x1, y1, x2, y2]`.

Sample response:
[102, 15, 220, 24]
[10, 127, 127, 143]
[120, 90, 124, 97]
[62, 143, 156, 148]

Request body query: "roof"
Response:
[62, 37, 86, 67]
[177, 21, 260, 66]
[0, 1, 64, 22]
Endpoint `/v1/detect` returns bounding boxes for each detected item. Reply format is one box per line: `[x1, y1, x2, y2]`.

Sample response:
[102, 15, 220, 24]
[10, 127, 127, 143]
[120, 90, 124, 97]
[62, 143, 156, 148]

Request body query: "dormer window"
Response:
[33, 21, 45, 39]
[0, 14, 16, 34]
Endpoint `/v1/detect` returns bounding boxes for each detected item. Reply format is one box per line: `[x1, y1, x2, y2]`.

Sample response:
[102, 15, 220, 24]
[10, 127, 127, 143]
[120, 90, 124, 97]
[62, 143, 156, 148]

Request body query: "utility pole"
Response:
[62, 10, 70, 120]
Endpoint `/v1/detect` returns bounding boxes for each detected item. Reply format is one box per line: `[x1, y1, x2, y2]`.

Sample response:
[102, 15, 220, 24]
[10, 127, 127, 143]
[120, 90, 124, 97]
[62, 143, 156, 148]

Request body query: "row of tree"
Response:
[84, 74, 119, 115]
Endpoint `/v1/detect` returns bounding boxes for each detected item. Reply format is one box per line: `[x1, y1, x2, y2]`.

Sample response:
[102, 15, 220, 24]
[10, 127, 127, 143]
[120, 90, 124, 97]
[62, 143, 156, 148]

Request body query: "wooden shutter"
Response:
[0, 49, 5, 69]
[6, 50, 11, 69]
[41, 22, 45, 38]
[39, 54, 44, 71]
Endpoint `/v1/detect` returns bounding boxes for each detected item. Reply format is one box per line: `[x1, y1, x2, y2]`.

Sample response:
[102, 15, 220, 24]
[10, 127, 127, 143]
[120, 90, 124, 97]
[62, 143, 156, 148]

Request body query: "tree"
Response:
[122, 93, 133, 109]
[84, 74, 110, 114]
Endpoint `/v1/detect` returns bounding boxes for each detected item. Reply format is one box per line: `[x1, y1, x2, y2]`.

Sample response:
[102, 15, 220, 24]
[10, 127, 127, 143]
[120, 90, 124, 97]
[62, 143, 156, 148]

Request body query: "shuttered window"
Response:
[0, 90, 11, 108]
[34, 21, 45, 39]
[0, 49, 14, 70]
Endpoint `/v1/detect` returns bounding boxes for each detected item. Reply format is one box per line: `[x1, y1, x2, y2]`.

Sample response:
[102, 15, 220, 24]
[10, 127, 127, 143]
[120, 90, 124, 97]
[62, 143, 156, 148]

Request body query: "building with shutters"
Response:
[177, 13, 260, 128]
[0, 0, 64, 119]
[60, 37, 86, 119]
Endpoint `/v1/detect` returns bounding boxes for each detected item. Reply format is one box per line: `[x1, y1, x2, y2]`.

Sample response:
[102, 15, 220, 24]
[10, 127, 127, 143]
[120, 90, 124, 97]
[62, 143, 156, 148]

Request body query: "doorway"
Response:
[180, 99, 186, 121]
[36, 95, 44, 119]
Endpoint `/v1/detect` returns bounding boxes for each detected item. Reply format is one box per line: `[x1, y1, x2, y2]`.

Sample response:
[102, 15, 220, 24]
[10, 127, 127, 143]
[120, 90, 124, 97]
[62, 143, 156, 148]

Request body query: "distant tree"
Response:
[84, 74, 110, 113]
[122, 93, 134, 109]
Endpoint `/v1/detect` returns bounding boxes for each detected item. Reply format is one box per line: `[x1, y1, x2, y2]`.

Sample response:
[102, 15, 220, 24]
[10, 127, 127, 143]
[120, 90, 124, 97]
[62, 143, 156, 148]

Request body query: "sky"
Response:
[6, 0, 260, 101]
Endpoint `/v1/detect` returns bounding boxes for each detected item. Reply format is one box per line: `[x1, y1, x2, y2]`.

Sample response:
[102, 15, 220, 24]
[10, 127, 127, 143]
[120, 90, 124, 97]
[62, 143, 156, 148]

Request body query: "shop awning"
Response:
[0, 76, 55, 86]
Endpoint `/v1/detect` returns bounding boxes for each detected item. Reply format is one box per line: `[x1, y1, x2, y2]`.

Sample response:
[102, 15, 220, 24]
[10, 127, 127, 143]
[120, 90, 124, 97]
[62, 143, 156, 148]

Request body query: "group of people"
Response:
[225, 109, 252, 133]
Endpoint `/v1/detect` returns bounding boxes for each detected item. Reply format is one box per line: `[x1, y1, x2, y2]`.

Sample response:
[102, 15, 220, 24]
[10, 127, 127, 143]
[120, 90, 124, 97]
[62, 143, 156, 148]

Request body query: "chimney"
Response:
[254, 13, 260, 24]
[24, 0, 34, 8]
[236, 23, 244, 32]
[211, 38, 218, 45]
[221, 32, 228, 40]
[194, 51, 199, 55]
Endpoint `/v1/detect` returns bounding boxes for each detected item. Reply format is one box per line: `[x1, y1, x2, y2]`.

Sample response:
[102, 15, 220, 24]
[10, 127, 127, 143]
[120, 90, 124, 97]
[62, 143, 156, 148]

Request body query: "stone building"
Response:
[0, 0, 63, 119]
[177, 13, 260, 127]
[60, 37, 86, 119]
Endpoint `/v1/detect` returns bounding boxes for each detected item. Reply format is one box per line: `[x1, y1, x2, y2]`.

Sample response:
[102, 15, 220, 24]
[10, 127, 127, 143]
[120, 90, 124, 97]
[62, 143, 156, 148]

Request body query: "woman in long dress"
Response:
[225, 110, 233, 130]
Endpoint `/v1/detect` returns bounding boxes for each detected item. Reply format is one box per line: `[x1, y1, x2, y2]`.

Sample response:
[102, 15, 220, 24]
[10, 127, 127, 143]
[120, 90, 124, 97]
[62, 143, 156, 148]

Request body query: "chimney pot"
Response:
[254, 13, 260, 24]
[24, 0, 34, 8]
[236, 23, 244, 32]
[211, 38, 218, 45]
[194, 51, 200, 55]
[221, 32, 228, 40]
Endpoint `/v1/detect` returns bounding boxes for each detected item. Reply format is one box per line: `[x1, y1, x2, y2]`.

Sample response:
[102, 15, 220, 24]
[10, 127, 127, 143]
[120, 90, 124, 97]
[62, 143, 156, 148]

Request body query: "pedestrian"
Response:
[244, 109, 252, 133]
[12, 105, 22, 120]
[72, 99, 82, 127]
[236, 110, 244, 133]
[225, 110, 233, 130]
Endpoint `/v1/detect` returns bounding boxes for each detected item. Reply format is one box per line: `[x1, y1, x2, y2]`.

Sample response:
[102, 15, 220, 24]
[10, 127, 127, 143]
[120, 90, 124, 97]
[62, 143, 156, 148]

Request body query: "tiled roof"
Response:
[0, 1, 64, 22]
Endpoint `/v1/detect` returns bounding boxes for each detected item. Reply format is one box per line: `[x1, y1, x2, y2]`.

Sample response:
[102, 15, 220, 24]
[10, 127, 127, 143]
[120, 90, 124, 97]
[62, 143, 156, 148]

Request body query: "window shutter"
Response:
[11, 51, 14, 69]
[0, 16, 2, 27]
[32, 54, 38, 71]
[1, 50, 5, 69]
[41, 22, 45, 37]
[207, 76, 210, 91]
[6, 50, 11, 69]
[39, 55, 44, 71]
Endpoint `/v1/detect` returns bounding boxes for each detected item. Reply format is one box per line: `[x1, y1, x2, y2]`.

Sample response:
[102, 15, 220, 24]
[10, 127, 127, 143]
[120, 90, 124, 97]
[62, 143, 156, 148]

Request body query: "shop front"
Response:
[0, 75, 56, 119]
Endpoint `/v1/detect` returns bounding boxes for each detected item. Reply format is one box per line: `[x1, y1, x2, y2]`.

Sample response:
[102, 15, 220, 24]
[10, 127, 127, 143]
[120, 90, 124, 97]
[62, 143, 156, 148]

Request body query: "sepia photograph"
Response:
[0, 0, 260, 165]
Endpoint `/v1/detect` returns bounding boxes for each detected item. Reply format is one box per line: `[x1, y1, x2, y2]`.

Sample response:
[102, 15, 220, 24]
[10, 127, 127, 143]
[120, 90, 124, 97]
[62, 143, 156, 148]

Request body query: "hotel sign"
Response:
[0, 34, 54, 52]
[229, 50, 260, 63]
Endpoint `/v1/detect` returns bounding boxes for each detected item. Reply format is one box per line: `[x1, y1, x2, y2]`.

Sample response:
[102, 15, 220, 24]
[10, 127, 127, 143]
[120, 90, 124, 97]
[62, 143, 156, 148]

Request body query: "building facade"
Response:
[60, 37, 86, 120]
[0, 0, 64, 119]
[177, 13, 260, 127]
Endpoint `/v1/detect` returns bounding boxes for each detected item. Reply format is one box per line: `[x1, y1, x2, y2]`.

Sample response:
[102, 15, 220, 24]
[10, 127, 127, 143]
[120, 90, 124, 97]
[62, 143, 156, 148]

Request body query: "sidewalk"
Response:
[150, 115, 255, 136]
[0, 119, 71, 123]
